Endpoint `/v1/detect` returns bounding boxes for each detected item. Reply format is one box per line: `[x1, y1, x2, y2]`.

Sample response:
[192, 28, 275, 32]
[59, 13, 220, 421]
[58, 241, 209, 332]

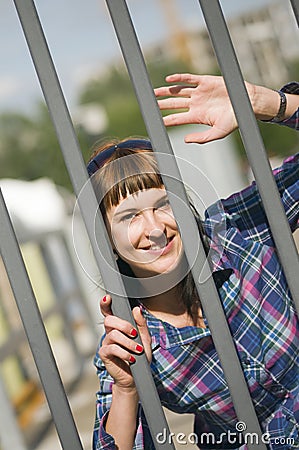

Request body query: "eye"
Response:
[157, 198, 171, 210]
[121, 212, 137, 222]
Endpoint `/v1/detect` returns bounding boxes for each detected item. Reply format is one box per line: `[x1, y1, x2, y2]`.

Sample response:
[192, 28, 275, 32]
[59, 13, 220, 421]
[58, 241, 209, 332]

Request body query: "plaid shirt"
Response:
[93, 87, 299, 450]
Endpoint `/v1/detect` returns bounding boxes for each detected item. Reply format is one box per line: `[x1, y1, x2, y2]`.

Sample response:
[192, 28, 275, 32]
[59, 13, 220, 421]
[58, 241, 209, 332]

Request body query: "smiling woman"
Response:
[89, 75, 299, 450]
[89, 138, 197, 303]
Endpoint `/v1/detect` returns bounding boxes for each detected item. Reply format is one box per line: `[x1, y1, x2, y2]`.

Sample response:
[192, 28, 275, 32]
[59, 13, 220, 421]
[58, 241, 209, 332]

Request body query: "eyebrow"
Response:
[113, 194, 169, 217]
[114, 207, 139, 218]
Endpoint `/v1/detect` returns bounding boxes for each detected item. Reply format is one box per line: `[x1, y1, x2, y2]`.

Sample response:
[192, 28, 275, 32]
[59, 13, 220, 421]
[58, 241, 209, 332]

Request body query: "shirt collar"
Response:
[139, 303, 211, 349]
[138, 264, 233, 350]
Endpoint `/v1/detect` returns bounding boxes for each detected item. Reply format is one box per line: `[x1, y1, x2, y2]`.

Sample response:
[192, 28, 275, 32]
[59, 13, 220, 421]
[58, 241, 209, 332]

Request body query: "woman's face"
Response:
[106, 188, 183, 278]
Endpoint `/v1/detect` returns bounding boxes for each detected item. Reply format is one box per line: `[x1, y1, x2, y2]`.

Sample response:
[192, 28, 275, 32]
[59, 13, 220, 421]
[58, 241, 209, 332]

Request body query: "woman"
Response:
[90, 75, 299, 449]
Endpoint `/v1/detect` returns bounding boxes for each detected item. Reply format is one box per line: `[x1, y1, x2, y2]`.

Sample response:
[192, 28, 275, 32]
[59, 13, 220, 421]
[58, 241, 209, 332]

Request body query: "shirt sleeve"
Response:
[212, 152, 299, 247]
[92, 338, 155, 450]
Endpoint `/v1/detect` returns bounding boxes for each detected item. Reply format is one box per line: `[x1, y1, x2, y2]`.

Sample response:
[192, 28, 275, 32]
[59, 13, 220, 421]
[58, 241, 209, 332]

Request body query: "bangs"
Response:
[91, 149, 164, 213]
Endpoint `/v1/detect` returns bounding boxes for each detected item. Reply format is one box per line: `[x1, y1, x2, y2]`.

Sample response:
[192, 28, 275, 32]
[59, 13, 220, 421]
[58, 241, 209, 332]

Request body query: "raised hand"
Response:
[154, 73, 248, 144]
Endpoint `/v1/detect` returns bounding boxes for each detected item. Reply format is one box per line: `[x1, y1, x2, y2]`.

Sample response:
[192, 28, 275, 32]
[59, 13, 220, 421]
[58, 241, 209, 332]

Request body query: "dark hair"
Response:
[88, 137, 208, 322]
[89, 137, 162, 213]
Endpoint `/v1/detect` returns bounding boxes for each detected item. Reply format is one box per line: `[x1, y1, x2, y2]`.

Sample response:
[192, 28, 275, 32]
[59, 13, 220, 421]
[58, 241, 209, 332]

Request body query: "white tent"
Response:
[0, 178, 67, 242]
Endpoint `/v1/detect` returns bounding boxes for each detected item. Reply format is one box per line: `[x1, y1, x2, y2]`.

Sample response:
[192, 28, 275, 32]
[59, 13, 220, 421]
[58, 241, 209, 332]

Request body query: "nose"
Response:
[149, 228, 167, 247]
[143, 210, 166, 239]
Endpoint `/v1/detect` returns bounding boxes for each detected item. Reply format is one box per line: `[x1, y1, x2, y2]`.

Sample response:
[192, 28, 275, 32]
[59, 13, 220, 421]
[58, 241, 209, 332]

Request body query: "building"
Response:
[148, 1, 299, 88]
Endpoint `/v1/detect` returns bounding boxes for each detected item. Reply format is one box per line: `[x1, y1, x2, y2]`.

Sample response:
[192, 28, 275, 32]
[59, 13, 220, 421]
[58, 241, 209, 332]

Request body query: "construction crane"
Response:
[158, 0, 193, 67]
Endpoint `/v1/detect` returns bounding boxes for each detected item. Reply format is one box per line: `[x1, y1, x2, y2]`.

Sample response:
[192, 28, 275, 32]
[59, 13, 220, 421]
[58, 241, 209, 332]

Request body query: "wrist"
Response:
[112, 383, 139, 400]
[249, 83, 299, 122]
[250, 84, 280, 121]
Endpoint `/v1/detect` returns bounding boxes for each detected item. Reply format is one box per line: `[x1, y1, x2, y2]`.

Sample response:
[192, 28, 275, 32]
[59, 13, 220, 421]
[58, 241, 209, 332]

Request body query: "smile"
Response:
[141, 236, 175, 255]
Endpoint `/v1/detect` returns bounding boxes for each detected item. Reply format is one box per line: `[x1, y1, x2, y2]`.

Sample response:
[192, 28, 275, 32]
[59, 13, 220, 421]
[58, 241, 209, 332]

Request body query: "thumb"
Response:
[185, 127, 226, 144]
[132, 306, 152, 362]
[132, 306, 149, 335]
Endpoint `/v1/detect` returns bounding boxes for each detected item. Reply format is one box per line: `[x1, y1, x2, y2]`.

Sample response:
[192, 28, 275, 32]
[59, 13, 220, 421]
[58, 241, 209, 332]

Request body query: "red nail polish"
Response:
[135, 344, 143, 353]
[129, 355, 136, 364]
[103, 296, 107, 303]
[130, 328, 137, 338]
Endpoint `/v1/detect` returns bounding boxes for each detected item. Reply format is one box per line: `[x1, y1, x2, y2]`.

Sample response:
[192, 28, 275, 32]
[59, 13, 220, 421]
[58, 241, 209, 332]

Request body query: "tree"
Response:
[78, 58, 191, 142]
[1, 56, 297, 190]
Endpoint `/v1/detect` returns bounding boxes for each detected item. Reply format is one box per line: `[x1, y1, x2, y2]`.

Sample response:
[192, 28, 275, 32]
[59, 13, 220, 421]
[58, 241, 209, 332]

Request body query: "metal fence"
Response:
[0, 0, 298, 449]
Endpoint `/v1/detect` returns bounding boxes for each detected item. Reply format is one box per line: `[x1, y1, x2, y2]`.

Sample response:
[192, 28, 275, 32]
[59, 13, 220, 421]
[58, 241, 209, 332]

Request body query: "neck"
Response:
[142, 285, 204, 328]
[134, 252, 189, 298]
[143, 285, 183, 314]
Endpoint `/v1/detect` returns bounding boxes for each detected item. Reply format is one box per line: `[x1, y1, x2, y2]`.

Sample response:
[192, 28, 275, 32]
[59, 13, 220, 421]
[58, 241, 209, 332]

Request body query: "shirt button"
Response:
[243, 358, 251, 366]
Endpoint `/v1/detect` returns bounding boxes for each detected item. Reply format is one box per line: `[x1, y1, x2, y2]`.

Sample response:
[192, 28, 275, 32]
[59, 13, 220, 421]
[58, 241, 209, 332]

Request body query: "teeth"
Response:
[145, 237, 171, 251]
[150, 240, 169, 250]
[151, 245, 164, 251]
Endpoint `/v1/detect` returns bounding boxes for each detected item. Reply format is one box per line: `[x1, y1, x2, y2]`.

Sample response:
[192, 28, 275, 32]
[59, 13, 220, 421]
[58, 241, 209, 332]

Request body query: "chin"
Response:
[136, 253, 184, 278]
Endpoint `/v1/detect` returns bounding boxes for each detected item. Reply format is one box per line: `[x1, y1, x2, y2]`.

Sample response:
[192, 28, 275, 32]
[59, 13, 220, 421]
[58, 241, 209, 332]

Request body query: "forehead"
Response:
[107, 187, 167, 217]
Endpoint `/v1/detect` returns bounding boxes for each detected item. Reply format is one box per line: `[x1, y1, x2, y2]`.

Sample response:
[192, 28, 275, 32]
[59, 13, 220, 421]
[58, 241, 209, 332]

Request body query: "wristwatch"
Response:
[272, 90, 287, 122]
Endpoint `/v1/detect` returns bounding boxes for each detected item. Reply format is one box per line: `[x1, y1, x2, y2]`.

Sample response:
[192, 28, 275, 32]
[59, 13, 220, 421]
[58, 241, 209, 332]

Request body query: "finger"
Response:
[154, 85, 193, 98]
[184, 127, 227, 144]
[132, 306, 146, 328]
[104, 314, 138, 339]
[100, 294, 113, 317]
[104, 327, 144, 355]
[162, 111, 192, 127]
[165, 73, 202, 85]
[157, 97, 190, 111]
[132, 307, 151, 347]
[100, 342, 137, 365]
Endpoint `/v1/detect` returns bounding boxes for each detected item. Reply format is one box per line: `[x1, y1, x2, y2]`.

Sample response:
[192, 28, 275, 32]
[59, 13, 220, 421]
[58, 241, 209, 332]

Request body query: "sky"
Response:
[0, 0, 273, 115]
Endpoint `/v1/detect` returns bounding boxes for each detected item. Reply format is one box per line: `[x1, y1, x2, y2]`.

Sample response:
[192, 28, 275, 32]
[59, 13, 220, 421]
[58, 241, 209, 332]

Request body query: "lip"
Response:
[142, 236, 175, 255]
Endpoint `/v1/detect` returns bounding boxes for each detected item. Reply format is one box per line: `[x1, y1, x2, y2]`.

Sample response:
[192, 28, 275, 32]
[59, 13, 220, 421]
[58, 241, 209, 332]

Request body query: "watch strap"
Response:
[272, 90, 287, 122]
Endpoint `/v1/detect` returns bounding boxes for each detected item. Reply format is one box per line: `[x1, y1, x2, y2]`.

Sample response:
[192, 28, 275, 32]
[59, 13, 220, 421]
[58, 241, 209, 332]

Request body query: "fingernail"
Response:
[103, 296, 107, 303]
[135, 344, 143, 353]
[129, 355, 136, 364]
[130, 328, 137, 338]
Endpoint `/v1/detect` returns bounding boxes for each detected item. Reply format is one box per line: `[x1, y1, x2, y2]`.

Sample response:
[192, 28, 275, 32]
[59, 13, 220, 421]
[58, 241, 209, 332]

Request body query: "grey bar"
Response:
[199, 0, 299, 315]
[12, 0, 173, 447]
[106, 0, 267, 447]
[0, 189, 83, 450]
[291, 0, 299, 25]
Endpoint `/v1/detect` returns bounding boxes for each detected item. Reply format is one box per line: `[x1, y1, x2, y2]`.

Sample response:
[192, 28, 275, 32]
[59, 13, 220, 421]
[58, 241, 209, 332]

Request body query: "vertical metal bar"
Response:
[105, 1, 267, 447]
[291, 0, 299, 25]
[0, 189, 83, 450]
[0, 372, 26, 450]
[12, 0, 174, 447]
[199, 0, 299, 315]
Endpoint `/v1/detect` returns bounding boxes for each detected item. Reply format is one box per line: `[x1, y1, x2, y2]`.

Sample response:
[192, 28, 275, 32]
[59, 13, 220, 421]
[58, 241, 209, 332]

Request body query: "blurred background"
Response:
[0, 1, 298, 449]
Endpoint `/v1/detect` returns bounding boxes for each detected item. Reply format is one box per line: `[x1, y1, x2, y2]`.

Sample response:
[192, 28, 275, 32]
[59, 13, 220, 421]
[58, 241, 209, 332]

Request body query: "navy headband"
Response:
[87, 139, 152, 176]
